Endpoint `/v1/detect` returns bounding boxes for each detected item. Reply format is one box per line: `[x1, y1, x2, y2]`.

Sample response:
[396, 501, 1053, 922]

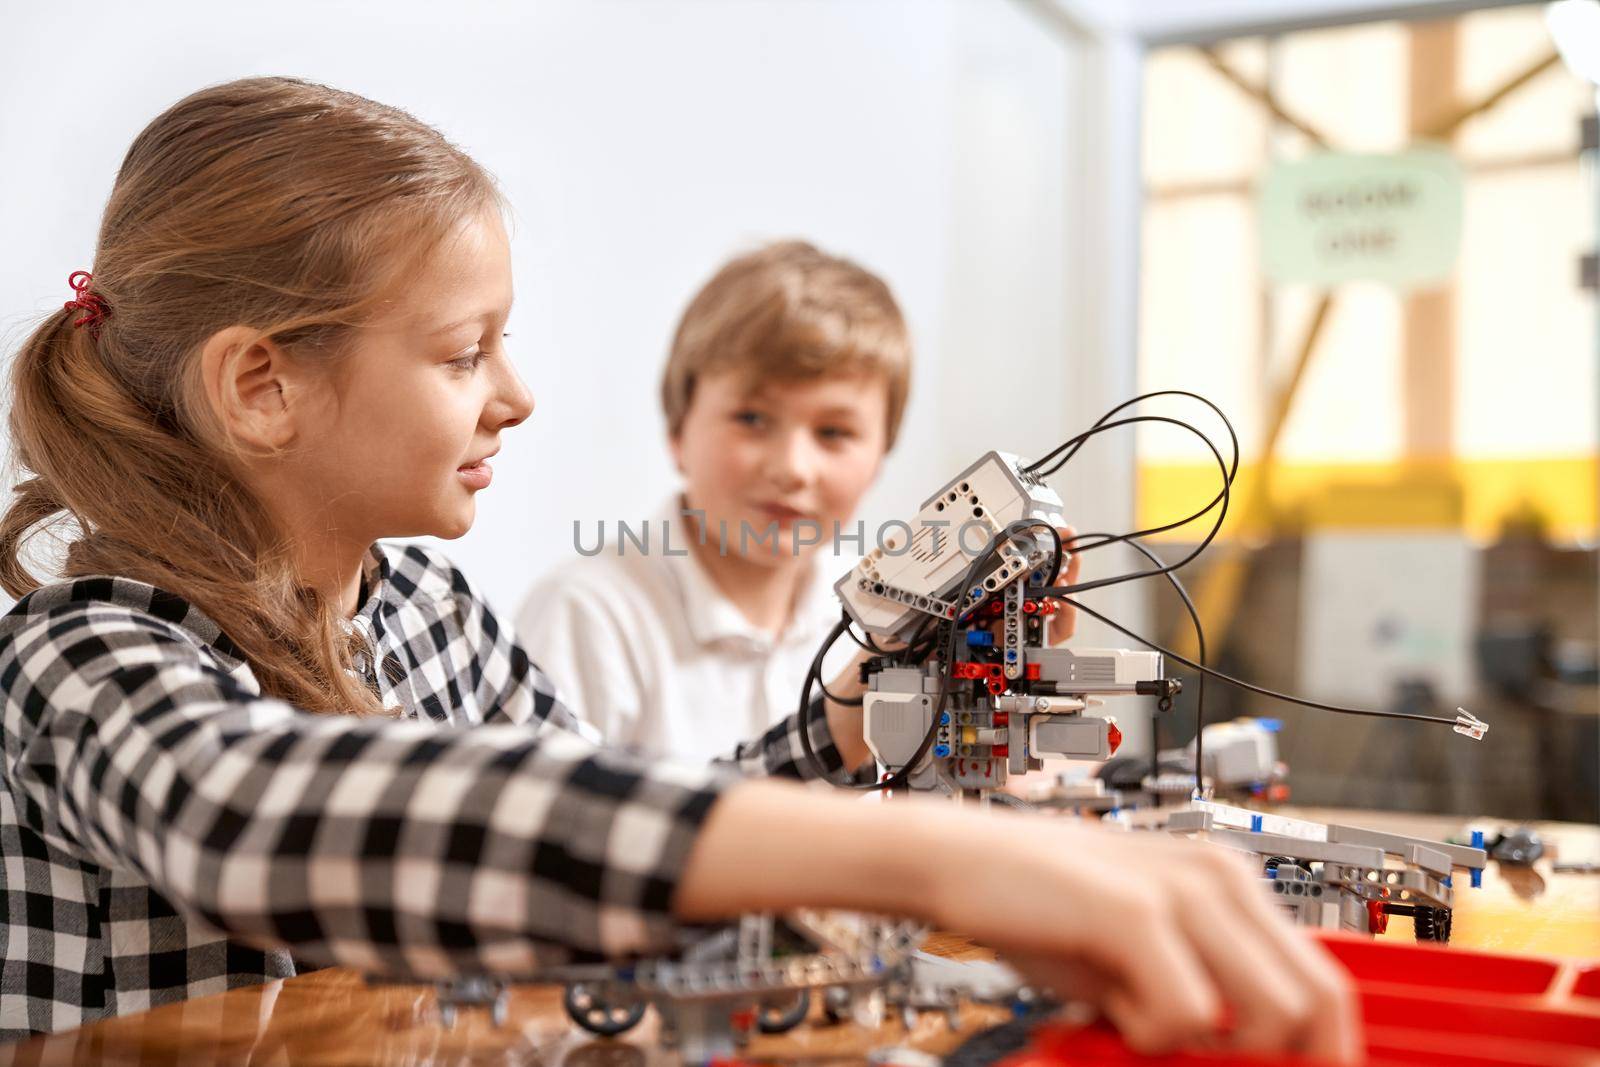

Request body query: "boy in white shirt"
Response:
[517, 240, 909, 761]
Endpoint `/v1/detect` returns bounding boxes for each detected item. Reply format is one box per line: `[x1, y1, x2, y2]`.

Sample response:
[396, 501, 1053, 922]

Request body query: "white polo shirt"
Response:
[515, 498, 853, 763]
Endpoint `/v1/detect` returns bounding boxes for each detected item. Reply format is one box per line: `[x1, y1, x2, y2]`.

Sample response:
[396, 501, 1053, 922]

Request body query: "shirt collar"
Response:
[658, 496, 836, 651]
[354, 543, 391, 621]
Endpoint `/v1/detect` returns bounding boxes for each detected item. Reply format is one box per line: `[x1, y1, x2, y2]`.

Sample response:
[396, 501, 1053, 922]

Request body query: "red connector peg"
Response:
[953, 662, 1005, 680]
[993, 745, 1009, 757]
[1107, 721, 1122, 754]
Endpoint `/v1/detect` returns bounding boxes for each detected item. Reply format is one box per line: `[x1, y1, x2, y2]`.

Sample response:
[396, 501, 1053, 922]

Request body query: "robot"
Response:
[833, 451, 1180, 799]
[1127, 800, 1489, 943]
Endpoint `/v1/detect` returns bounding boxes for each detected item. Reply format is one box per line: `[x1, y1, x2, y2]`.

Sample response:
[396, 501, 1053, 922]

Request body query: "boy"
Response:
[517, 240, 909, 761]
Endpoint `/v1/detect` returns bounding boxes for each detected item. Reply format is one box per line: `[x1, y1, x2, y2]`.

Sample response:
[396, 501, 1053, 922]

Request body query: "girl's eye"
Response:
[818, 426, 856, 441]
[450, 350, 487, 371]
[733, 410, 768, 429]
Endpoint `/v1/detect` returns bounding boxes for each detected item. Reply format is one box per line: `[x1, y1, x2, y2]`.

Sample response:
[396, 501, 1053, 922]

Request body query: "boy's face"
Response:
[285, 209, 533, 544]
[671, 369, 889, 568]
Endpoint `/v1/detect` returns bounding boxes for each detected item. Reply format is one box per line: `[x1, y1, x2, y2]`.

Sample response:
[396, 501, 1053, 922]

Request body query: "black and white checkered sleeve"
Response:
[719, 694, 848, 781]
[435, 549, 845, 781]
[1, 602, 735, 977]
[425, 552, 602, 743]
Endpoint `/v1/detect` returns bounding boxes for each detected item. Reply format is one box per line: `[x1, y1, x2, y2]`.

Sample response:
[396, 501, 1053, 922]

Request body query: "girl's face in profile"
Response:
[288, 209, 533, 545]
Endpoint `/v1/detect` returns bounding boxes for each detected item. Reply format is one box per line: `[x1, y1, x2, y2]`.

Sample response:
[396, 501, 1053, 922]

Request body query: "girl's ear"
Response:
[199, 326, 302, 452]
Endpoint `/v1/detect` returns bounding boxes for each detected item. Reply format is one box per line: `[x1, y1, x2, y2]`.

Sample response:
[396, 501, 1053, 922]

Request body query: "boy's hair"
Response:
[0, 77, 501, 717]
[661, 240, 911, 448]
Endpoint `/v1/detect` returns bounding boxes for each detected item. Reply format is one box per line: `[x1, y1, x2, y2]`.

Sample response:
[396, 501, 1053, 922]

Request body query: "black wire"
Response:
[1038, 415, 1233, 598]
[815, 669, 864, 706]
[797, 617, 861, 786]
[1029, 389, 1240, 482]
[1089, 534, 1206, 797]
[1057, 595, 1463, 729]
[799, 520, 1065, 790]
[841, 617, 887, 655]
[1044, 392, 1240, 555]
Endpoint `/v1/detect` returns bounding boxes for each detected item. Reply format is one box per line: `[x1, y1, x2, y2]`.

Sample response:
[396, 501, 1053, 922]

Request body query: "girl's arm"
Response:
[1, 602, 736, 973]
[676, 779, 1361, 1063]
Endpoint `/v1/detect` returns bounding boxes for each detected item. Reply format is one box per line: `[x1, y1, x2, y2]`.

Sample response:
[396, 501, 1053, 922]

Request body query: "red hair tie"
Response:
[64, 271, 111, 335]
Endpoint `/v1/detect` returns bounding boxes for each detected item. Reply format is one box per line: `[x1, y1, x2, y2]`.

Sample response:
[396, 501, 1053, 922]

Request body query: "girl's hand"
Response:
[677, 783, 1361, 1063]
[928, 809, 1361, 1062]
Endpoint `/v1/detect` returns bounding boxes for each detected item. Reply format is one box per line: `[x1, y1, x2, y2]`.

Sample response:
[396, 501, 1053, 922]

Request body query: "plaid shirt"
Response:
[0, 542, 844, 1039]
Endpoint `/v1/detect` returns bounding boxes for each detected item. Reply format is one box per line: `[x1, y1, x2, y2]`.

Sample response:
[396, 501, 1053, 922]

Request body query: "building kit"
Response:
[1122, 799, 1488, 942]
[385, 426, 1510, 1058]
[837, 451, 1181, 799]
[397, 913, 1030, 1061]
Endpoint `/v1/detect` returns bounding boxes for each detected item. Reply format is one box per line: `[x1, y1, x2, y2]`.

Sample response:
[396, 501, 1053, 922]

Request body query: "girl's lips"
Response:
[456, 461, 493, 490]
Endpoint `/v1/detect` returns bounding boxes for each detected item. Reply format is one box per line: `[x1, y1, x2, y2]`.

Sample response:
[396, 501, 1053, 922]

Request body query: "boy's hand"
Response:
[980, 523, 1082, 646]
[1046, 524, 1082, 644]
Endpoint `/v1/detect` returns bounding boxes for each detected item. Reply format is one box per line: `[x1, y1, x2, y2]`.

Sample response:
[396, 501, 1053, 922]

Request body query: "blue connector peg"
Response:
[933, 744, 951, 758]
[1471, 830, 1485, 888]
[1250, 814, 1264, 833]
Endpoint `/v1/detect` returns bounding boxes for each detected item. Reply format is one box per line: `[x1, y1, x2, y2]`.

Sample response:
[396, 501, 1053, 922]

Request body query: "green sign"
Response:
[1259, 147, 1463, 289]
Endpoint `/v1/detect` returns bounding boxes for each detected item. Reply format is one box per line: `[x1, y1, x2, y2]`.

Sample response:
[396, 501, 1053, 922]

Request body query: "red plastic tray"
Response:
[996, 933, 1600, 1066]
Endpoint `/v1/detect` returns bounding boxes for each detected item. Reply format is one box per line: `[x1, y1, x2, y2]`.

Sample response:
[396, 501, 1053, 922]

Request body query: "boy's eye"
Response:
[818, 426, 856, 441]
[733, 410, 768, 429]
[450, 350, 487, 371]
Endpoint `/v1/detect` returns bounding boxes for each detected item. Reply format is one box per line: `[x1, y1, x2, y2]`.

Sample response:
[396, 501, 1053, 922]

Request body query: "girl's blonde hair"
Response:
[661, 240, 911, 448]
[0, 77, 501, 716]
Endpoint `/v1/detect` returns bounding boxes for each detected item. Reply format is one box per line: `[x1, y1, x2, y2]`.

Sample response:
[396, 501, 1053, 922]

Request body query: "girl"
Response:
[0, 78, 1355, 1060]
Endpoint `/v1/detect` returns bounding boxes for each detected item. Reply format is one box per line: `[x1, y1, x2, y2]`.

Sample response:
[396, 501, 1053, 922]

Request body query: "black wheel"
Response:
[757, 988, 811, 1034]
[563, 983, 647, 1036]
[822, 985, 853, 1024]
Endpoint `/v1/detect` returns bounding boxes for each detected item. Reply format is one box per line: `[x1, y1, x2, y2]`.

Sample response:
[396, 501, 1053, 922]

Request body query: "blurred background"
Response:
[0, 0, 1594, 819]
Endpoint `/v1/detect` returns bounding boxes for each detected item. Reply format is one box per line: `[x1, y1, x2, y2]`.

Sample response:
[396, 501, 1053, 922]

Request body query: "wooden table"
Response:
[7, 811, 1597, 1066]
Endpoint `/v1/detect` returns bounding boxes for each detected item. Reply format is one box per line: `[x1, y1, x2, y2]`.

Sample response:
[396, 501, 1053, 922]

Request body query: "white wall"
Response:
[0, 0, 1100, 623]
